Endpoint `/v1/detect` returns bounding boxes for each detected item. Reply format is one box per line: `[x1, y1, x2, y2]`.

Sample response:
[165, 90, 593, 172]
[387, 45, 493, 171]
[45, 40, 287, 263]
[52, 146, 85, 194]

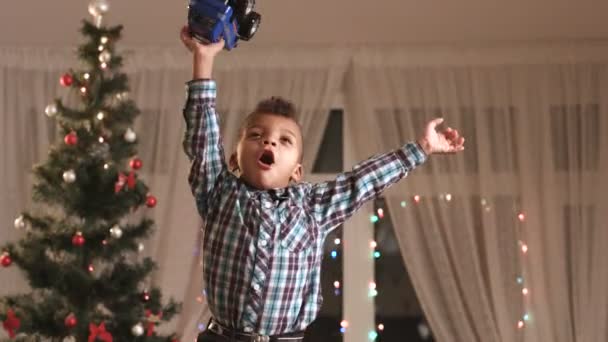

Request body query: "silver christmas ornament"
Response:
[109, 225, 123, 239]
[99, 50, 112, 63]
[124, 128, 137, 143]
[63, 170, 76, 183]
[45, 103, 58, 117]
[131, 323, 144, 336]
[14, 215, 25, 230]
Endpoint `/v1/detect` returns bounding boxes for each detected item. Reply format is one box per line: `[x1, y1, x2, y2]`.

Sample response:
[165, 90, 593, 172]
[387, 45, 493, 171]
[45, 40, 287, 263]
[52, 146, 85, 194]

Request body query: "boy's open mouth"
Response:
[258, 150, 275, 167]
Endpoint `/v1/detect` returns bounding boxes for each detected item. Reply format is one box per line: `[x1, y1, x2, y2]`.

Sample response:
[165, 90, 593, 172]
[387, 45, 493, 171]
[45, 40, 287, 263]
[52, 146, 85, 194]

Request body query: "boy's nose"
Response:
[263, 140, 277, 147]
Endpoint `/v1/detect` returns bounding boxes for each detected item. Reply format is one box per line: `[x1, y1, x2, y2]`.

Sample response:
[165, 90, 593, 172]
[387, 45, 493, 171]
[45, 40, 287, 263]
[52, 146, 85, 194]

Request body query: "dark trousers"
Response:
[197, 329, 233, 342]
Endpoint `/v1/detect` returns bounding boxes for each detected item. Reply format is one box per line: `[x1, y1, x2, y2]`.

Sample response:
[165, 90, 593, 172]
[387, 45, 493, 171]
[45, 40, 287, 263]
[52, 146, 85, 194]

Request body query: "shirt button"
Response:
[265, 202, 273, 209]
[259, 239, 267, 247]
[252, 283, 261, 292]
[244, 327, 253, 333]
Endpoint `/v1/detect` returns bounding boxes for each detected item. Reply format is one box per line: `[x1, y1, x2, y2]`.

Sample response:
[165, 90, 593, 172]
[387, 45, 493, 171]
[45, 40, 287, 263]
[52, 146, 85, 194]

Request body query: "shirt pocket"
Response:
[278, 206, 315, 253]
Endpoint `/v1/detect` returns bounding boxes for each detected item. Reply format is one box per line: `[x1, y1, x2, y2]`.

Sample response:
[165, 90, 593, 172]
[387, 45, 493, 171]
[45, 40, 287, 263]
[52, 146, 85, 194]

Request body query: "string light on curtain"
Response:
[368, 205, 389, 341]
[516, 208, 532, 331]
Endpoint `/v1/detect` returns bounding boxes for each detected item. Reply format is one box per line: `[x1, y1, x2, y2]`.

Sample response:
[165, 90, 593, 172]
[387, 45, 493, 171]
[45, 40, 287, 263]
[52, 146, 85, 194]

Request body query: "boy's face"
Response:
[232, 113, 303, 190]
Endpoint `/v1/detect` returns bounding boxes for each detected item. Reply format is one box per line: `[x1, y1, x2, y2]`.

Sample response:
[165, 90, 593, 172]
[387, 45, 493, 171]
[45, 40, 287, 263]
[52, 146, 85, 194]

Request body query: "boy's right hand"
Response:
[180, 25, 225, 79]
[180, 25, 225, 58]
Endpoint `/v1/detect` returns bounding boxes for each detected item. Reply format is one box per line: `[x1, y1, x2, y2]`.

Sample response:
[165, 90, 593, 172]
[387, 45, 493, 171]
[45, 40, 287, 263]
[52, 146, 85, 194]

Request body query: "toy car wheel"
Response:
[237, 11, 261, 40]
[233, 0, 255, 21]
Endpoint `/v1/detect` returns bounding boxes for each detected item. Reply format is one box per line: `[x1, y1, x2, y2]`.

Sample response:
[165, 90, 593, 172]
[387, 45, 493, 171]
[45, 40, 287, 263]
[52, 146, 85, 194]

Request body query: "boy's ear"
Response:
[229, 152, 239, 172]
[290, 164, 303, 183]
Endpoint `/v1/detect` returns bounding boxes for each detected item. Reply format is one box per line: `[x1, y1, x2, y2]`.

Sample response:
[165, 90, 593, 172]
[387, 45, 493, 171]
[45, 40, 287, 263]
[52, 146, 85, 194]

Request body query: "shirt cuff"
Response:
[186, 79, 217, 101]
[396, 142, 427, 169]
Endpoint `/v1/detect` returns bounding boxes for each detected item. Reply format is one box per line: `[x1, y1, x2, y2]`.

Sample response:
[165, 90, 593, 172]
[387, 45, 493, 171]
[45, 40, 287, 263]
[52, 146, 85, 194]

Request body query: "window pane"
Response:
[312, 109, 343, 173]
[373, 198, 435, 342]
[304, 226, 344, 342]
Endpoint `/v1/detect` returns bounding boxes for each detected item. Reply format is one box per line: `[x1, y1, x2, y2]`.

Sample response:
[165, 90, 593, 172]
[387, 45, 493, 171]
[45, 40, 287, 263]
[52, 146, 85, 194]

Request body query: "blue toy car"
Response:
[188, 0, 261, 50]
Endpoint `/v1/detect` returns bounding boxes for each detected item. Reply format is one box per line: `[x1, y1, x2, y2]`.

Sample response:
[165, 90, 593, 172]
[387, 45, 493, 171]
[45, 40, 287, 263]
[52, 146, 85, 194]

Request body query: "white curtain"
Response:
[0, 46, 347, 341]
[346, 45, 608, 342]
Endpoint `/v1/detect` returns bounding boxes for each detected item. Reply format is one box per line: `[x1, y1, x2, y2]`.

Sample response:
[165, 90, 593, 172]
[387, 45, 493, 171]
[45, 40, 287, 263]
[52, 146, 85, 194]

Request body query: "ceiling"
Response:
[2, 0, 608, 47]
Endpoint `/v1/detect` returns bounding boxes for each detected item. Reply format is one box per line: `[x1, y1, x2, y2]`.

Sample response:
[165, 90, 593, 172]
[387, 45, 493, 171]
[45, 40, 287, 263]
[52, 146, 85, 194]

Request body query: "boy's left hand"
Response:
[417, 118, 465, 155]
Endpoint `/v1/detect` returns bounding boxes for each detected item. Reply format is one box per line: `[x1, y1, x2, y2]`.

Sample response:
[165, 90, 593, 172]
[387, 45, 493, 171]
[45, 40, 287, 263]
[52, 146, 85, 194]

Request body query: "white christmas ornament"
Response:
[45, 103, 58, 117]
[109, 225, 123, 239]
[99, 50, 112, 63]
[137, 243, 145, 253]
[131, 323, 144, 336]
[63, 170, 76, 183]
[124, 128, 137, 143]
[14, 215, 26, 230]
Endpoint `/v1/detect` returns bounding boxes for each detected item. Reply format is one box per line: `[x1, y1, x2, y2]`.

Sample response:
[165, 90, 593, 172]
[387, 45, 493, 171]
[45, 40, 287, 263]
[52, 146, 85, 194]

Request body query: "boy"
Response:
[180, 26, 465, 342]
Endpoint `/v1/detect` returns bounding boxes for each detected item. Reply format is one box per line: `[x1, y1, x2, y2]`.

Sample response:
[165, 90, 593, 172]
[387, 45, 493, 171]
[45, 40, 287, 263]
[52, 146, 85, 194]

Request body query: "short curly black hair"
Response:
[238, 96, 303, 160]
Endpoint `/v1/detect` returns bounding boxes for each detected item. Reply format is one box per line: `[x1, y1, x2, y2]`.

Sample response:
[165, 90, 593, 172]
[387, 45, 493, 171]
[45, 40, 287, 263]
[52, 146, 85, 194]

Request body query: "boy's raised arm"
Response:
[180, 26, 227, 214]
[308, 118, 465, 236]
[308, 143, 427, 235]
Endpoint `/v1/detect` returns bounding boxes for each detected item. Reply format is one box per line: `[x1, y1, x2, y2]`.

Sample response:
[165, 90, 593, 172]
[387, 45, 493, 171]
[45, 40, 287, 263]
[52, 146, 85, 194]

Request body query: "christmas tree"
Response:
[0, 2, 180, 341]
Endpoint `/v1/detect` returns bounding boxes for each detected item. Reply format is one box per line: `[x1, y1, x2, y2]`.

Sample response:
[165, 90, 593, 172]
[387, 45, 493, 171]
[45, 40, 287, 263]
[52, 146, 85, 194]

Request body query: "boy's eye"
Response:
[280, 137, 292, 144]
[248, 132, 261, 138]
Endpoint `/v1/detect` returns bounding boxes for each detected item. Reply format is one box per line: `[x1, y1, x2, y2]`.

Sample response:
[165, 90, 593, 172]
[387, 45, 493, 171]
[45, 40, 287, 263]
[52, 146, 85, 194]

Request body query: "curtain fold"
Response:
[347, 49, 608, 342]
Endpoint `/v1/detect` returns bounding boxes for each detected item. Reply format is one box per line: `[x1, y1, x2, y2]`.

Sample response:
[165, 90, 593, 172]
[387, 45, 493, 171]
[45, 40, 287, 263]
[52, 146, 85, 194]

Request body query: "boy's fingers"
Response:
[427, 118, 444, 130]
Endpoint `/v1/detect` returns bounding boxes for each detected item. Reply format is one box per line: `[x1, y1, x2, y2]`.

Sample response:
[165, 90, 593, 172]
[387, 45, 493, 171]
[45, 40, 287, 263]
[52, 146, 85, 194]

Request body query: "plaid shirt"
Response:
[183, 79, 427, 335]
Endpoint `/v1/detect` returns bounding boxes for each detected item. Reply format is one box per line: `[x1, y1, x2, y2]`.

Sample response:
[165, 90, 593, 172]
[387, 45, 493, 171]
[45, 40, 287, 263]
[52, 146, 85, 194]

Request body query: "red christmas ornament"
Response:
[141, 290, 151, 302]
[88, 322, 113, 342]
[2, 309, 20, 338]
[72, 232, 85, 247]
[146, 195, 157, 208]
[60, 73, 74, 87]
[129, 158, 143, 170]
[64, 313, 78, 329]
[0, 253, 12, 267]
[64, 132, 78, 146]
